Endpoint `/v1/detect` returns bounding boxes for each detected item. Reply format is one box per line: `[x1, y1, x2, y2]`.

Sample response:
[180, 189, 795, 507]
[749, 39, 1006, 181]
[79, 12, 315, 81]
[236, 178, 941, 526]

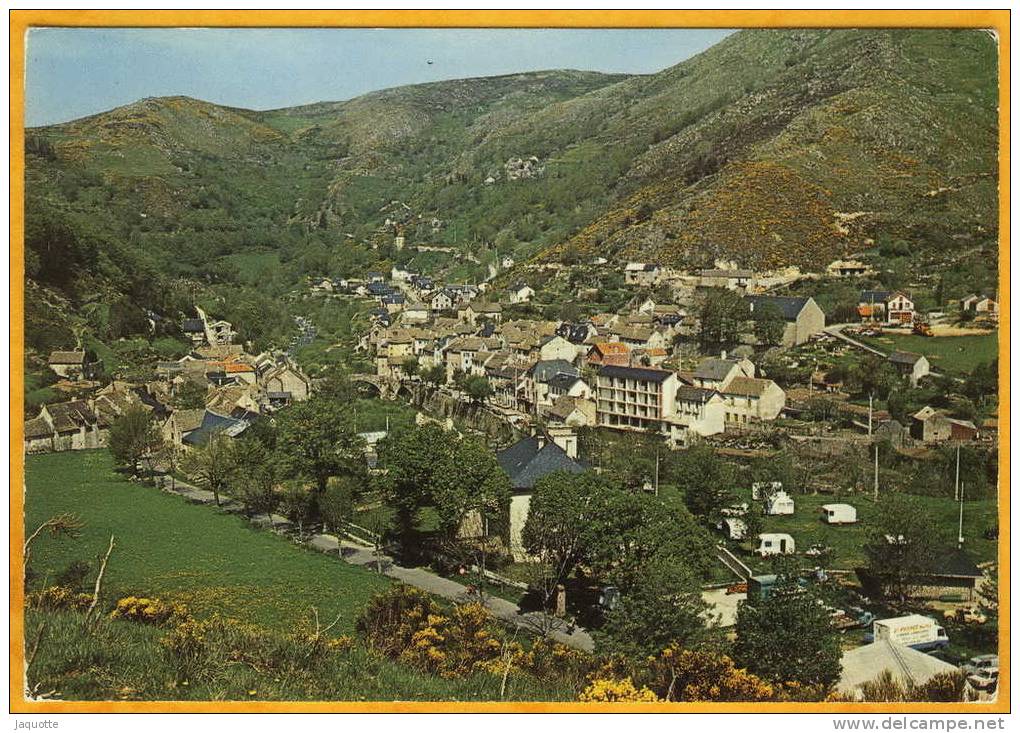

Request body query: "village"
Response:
[22, 237, 1001, 700]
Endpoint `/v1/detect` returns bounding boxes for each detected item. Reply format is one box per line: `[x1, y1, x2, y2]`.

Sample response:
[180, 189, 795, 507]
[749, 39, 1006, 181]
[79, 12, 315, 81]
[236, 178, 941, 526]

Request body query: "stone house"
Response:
[720, 377, 786, 425]
[746, 295, 825, 347]
[887, 350, 930, 387]
[47, 350, 99, 381]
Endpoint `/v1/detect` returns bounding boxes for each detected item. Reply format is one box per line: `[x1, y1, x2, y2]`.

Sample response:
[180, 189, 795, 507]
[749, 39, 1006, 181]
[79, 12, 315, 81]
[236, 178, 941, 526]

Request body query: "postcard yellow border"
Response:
[8, 8, 1010, 714]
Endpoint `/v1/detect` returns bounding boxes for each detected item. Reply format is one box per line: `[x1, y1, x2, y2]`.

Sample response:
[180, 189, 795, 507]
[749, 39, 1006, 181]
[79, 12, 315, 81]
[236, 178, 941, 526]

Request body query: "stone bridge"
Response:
[350, 374, 402, 399]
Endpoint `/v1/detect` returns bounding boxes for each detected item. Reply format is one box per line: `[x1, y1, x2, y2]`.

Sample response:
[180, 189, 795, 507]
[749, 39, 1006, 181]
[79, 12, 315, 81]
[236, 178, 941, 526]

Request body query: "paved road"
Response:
[308, 533, 594, 651]
[157, 473, 594, 651]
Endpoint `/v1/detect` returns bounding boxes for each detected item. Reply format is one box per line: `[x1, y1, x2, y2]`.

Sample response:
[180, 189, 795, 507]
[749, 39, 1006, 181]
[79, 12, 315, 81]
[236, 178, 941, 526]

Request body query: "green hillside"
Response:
[23, 29, 998, 364]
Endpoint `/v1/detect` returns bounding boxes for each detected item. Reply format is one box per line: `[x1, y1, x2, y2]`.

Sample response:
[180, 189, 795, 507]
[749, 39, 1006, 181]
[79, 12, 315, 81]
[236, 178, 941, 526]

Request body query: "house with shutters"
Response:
[858, 290, 915, 324]
[719, 376, 786, 425]
[666, 385, 726, 446]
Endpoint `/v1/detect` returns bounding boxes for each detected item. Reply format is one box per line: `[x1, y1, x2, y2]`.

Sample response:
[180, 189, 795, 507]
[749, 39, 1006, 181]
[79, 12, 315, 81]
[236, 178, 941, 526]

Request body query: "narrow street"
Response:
[155, 473, 595, 652]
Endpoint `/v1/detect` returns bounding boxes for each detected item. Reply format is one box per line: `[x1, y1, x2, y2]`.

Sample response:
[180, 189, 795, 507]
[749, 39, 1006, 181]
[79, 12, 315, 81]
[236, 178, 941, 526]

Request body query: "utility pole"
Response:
[654, 449, 660, 496]
[873, 442, 879, 501]
[957, 481, 965, 548]
[868, 393, 873, 437]
[954, 444, 961, 501]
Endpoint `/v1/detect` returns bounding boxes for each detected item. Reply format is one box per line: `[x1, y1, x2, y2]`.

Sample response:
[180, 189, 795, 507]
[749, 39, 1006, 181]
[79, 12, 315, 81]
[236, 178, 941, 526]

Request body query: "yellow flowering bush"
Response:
[579, 677, 658, 702]
[356, 584, 441, 657]
[644, 645, 775, 702]
[27, 585, 92, 612]
[110, 596, 189, 626]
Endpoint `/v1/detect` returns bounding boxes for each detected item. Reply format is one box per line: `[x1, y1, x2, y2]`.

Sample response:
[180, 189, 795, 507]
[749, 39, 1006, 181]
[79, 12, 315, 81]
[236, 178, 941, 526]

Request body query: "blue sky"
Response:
[25, 27, 734, 126]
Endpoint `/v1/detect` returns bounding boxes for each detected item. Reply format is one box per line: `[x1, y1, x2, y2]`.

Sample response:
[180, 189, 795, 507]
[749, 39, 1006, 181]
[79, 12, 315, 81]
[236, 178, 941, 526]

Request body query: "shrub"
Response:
[578, 677, 658, 702]
[110, 596, 189, 626]
[27, 585, 92, 613]
[641, 645, 776, 702]
[356, 584, 440, 657]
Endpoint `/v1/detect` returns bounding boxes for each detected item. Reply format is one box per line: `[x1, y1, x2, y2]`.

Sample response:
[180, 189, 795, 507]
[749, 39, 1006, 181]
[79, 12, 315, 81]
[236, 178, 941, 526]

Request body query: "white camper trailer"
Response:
[755, 533, 795, 556]
[752, 481, 782, 501]
[719, 517, 747, 540]
[765, 490, 795, 516]
[821, 503, 858, 525]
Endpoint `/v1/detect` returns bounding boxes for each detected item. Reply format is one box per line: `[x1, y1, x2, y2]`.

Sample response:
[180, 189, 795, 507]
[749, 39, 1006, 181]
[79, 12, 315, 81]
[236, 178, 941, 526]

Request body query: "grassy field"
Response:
[858, 331, 998, 374]
[219, 249, 281, 284]
[23, 451, 578, 702]
[25, 450, 391, 631]
[725, 487, 998, 574]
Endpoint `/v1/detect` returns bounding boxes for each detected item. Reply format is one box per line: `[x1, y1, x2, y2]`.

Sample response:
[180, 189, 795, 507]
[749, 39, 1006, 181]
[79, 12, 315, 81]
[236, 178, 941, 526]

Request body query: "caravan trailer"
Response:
[755, 533, 795, 556]
[821, 503, 858, 525]
[765, 491, 795, 515]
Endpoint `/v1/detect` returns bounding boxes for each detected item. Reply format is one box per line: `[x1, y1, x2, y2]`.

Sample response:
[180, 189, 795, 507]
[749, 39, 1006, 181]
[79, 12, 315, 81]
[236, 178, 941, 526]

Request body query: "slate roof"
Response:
[930, 548, 982, 579]
[888, 350, 924, 366]
[723, 377, 772, 398]
[694, 358, 739, 382]
[497, 436, 586, 491]
[746, 295, 810, 321]
[597, 364, 673, 383]
[25, 416, 53, 440]
[860, 290, 892, 304]
[677, 385, 720, 404]
[182, 319, 205, 333]
[528, 359, 579, 382]
[45, 400, 97, 432]
[548, 372, 584, 391]
[182, 410, 251, 446]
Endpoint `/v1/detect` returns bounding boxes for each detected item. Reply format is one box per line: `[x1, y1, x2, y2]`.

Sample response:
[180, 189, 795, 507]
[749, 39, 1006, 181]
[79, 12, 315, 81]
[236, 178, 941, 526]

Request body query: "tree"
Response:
[852, 355, 897, 400]
[431, 437, 511, 544]
[732, 565, 842, 688]
[522, 471, 613, 583]
[319, 478, 357, 534]
[697, 289, 748, 348]
[402, 356, 420, 379]
[749, 450, 802, 495]
[275, 399, 364, 494]
[584, 490, 715, 592]
[670, 444, 736, 519]
[863, 494, 949, 601]
[422, 364, 446, 388]
[228, 438, 279, 523]
[280, 485, 316, 535]
[751, 302, 786, 347]
[463, 375, 493, 403]
[108, 405, 163, 478]
[377, 424, 455, 557]
[182, 433, 236, 506]
[597, 559, 709, 659]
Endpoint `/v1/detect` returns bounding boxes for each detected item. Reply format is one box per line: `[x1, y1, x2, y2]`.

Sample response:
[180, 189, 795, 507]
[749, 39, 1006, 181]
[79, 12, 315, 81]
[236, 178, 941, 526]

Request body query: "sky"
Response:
[25, 27, 734, 127]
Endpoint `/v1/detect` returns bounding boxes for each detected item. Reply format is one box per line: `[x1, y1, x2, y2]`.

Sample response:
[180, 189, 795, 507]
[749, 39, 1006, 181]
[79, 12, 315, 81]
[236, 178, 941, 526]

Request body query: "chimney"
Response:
[535, 430, 547, 449]
[720, 350, 727, 361]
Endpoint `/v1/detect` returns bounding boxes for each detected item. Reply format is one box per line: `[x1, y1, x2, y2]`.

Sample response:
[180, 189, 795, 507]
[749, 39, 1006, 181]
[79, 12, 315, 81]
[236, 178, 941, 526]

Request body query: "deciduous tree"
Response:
[108, 405, 163, 478]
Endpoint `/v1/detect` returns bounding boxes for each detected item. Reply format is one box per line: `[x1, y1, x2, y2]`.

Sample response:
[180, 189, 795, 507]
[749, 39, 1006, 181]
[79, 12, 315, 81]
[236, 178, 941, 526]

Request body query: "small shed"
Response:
[765, 490, 795, 515]
[821, 503, 858, 525]
[755, 533, 795, 556]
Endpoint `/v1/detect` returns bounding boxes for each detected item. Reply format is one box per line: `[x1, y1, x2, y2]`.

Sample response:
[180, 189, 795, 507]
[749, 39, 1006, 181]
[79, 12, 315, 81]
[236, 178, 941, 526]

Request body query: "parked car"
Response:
[961, 654, 998, 676]
[967, 667, 999, 693]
